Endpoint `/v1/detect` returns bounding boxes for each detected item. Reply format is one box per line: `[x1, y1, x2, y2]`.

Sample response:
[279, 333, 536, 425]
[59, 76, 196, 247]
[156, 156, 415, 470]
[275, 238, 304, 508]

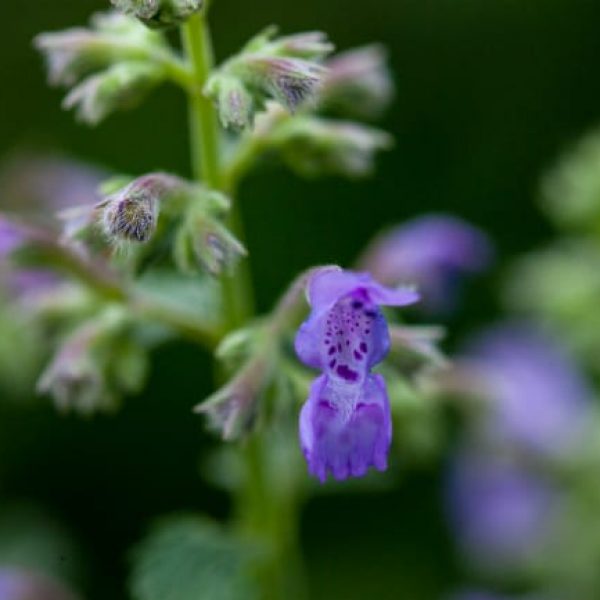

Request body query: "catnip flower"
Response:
[295, 267, 419, 482]
[359, 214, 492, 314]
[459, 323, 591, 457]
[446, 448, 557, 572]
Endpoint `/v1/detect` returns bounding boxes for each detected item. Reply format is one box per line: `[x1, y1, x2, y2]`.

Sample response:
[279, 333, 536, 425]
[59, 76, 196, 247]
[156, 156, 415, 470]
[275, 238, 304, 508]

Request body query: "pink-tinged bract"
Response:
[295, 267, 418, 482]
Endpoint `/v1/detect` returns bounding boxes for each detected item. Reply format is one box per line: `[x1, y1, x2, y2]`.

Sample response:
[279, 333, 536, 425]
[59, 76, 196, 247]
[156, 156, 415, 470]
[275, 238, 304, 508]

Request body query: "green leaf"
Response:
[130, 515, 259, 600]
[135, 270, 223, 332]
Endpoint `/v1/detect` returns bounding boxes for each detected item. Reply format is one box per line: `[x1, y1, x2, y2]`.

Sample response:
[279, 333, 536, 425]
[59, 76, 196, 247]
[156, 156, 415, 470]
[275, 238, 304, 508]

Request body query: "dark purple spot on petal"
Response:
[329, 359, 337, 368]
[336, 364, 359, 382]
[360, 342, 368, 353]
[354, 351, 363, 361]
[364, 310, 377, 318]
[352, 300, 363, 309]
[328, 345, 336, 355]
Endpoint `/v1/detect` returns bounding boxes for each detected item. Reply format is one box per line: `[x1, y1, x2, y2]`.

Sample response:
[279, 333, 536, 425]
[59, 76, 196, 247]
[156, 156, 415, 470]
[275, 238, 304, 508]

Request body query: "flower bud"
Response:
[195, 354, 271, 440]
[111, 0, 203, 28]
[388, 324, 448, 369]
[37, 324, 113, 415]
[270, 116, 393, 178]
[320, 44, 394, 119]
[63, 61, 163, 125]
[205, 75, 254, 130]
[242, 56, 326, 113]
[34, 11, 165, 86]
[174, 209, 247, 276]
[98, 174, 175, 243]
[37, 311, 146, 414]
[270, 31, 334, 60]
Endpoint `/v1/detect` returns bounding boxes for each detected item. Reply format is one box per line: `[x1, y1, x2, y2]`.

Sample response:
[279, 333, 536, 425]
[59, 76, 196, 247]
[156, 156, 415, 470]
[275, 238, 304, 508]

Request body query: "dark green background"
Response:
[2, 1, 600, 598]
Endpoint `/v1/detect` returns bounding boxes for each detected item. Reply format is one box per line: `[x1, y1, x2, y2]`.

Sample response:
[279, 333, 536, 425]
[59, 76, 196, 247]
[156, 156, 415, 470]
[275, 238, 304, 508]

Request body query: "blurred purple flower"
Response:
[0, 216, 60, 302]
[460, 324, 591, 456]
[295, 267, 419, 482]
[0, 154, 104, 219]
[447, 449, 556, 571]
[358, 214, 493, 314]
[0, 217, 27, 258]
[0, 568, 77, 600]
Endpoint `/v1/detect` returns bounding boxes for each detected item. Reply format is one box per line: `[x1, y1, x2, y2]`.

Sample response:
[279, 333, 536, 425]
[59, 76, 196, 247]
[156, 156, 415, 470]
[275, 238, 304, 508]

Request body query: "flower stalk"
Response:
[182, 11, 253, 329]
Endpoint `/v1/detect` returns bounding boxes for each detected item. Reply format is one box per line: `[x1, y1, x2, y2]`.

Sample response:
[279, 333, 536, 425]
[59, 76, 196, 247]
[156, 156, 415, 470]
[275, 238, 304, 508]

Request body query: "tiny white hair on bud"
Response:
[102, 194, 157, 243]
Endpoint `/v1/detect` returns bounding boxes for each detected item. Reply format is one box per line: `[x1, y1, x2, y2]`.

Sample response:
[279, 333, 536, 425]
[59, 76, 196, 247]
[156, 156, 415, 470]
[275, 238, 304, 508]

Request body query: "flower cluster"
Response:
[206, 27, 334, 129]
[35, 12, 174, 124]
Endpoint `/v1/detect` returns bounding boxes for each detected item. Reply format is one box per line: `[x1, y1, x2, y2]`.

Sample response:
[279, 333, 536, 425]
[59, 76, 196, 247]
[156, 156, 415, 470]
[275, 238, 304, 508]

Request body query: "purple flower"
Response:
[0, 154, 104, 217]
[447, 449, 556, 571]
[0, 216, 27, 258]
[460, 324, 590, 457]
[295, 267, 419, 482]
[359, 214, 492, 314]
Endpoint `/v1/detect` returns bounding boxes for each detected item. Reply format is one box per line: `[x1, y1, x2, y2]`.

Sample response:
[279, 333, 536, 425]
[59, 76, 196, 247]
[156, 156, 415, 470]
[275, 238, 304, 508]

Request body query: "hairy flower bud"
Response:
[37, 312, 147, 414]
[174, 206, 247, 276]
[34, 11, 166, 86]
[320, 44, 394, 119]
[97, 173, 182, 243]
[195, 354, 271, 440]
[205, 75, 254, 130]
[63, 61, 163, 125]
[37, 324, 112, 414]
[111, 0, 203, 28]
[243, 56, 326, 113]
[270, 116, 393, 178]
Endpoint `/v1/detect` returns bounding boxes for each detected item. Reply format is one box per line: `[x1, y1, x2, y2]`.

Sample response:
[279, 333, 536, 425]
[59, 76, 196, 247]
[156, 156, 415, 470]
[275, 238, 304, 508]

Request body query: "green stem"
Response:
[180, 13, 304, 600]
[181, 14, 220, 187]
[181, 12, 254, 329]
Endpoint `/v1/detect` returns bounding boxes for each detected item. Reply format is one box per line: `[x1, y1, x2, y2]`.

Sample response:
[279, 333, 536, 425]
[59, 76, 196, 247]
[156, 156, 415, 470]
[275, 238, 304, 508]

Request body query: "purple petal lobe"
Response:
[300, 373, 391, 482]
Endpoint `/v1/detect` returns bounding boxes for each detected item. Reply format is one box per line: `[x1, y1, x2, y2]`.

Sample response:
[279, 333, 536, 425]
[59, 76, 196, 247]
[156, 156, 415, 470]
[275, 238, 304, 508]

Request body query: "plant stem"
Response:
[181, 14, 220, 187]
[181, 12, 253, 329]
[180, 13, 305, 600]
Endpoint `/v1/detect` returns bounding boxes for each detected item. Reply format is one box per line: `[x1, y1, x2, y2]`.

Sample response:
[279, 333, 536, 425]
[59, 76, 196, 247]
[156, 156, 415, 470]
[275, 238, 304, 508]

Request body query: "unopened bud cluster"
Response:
[95, 173, 245, 275]
[206, 27, 334, 130]
[35, 12, 170, 124]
